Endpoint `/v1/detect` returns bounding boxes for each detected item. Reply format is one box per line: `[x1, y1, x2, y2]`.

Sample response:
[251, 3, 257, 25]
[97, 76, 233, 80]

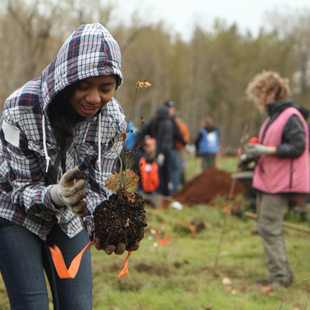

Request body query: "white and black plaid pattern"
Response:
[0, 23, 126, 240]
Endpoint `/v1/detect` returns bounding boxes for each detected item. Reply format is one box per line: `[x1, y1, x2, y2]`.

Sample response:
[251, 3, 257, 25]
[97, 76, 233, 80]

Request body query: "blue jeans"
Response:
[0, 218, 92, 310]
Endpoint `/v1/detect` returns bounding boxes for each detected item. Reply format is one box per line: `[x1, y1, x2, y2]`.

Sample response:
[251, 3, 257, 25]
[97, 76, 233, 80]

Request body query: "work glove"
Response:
[238, 154, 254, 170]
[244, 144, 273, 158]
[156, 153, 165, 166]
[93, 236, 126, 255]
[126, 226, 145, 251]
[93, 226, 145, 254]
[50, 167, 88, 217]
[93, 233, 126, 255]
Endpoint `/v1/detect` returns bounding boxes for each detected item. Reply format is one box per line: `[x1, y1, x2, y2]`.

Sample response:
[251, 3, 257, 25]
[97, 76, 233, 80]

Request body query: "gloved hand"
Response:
[156, 153, 165, 166]
[238, 154, 254, 170]
[50, 167, 88, 217]
[93, 226, 145, 254]
[244, 144, 273, 158]
[126, 226, 145, 251]
[93, 233, 126, 255]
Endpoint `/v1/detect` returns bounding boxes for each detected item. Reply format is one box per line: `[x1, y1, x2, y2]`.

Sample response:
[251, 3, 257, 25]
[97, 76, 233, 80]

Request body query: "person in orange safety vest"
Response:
[138, 136, 161, 207]
[139, 137, 159, 193]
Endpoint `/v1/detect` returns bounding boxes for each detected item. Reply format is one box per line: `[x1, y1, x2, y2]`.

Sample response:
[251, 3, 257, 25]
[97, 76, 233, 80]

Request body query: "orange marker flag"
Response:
[159, 237, 171, 246]
[149, 226, 172, 246]
[50, 241, 132, 279]
[49, 241, 95, 279]
[118, 251, 132, 277]
[181, 221, 197, 234]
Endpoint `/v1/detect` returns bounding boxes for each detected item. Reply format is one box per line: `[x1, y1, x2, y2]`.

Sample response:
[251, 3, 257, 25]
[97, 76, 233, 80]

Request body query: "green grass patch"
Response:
[87, 205, 310, 310]
[1, 155, 310, 309]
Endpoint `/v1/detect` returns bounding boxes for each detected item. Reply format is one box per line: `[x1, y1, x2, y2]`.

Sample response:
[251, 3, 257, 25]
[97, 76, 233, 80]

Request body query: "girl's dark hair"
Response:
[47, 82, 83, 169]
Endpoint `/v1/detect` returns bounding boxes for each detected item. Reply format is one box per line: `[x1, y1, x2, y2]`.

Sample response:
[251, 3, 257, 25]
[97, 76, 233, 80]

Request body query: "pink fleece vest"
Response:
[253, 107, 310, 194]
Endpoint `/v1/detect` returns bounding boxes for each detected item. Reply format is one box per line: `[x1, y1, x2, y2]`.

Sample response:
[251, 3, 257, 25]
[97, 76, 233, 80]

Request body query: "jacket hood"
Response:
[41, 23, 122, 111]
[156, 106, 169, 119]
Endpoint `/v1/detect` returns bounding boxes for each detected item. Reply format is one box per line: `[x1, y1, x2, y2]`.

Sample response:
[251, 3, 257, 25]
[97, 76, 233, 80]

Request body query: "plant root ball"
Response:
[93, 191, 147, 253]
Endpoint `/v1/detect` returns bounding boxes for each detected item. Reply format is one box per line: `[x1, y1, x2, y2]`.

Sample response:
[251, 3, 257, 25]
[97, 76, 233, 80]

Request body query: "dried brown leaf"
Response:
[105, 172, 120, 191]
[105, 169, 140, 193]
[120, 132, 127, 143]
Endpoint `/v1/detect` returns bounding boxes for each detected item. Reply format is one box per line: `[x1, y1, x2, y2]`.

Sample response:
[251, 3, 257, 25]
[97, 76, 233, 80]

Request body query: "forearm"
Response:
[276, 143, 305, 157]
[11, 183, 58, 214]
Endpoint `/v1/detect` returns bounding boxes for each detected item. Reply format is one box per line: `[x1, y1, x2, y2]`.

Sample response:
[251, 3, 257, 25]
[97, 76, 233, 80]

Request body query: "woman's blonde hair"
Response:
[246, 70, 291, 102]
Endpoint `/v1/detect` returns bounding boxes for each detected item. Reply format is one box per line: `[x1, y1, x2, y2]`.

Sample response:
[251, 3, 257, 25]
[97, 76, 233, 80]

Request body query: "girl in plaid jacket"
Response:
[0, 23, 127, 309]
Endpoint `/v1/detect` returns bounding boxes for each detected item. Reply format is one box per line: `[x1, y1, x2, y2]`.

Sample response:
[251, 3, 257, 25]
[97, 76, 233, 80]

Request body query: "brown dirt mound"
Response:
[173, 168, 246, 206]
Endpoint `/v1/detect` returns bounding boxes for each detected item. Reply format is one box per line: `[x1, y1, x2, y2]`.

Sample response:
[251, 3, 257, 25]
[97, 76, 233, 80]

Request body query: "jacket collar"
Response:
[266, 99, 309, 120]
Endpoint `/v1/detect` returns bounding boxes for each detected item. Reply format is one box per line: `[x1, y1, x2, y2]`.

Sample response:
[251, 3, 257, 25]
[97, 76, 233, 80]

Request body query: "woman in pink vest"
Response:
[243, 71, 310, 288]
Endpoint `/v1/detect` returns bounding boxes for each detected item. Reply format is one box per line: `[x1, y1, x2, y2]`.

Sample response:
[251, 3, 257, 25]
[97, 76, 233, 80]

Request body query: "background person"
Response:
[140, 105, 173, 196]
[124, 120, 138, 152]
[138, 136, 161, 208]
[164, 101, 187, 194]
[174, 111, 190, 186]
[195, 116, 219, 171]
[0, 23, 128, 309]
[140, 103, 185, 196]
[243, 70, 310, 288]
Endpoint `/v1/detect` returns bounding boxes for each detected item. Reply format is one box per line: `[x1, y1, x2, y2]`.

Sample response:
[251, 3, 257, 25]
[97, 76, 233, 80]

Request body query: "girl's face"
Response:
[71, 75, 116, 118]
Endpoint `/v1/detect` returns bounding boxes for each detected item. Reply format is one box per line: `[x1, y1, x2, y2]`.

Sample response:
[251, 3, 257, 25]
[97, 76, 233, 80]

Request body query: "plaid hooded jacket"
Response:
[0, 23, 127, 240]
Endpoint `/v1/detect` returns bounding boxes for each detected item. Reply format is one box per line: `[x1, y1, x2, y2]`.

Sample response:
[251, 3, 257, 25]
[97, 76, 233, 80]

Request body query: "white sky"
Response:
[116, 0, 310, 40]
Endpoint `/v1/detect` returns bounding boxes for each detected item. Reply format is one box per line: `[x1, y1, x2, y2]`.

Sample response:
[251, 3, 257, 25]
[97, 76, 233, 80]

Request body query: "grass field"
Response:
[1, 155, 310, 309]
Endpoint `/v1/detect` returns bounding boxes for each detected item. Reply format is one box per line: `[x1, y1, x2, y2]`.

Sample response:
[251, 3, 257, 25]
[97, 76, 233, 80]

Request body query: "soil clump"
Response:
[94, 191, 147, 253]
[173, 168, 246, 206]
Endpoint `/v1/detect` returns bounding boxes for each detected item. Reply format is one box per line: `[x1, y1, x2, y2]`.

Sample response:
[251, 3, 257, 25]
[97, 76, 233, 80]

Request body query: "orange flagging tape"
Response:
[181, 221, 197, 234]
[216, 205, 231, 214]
[159, 237, 171, 246]
[149, 226, 172, 246]
[49, 241, 132, 279]
[49, 241, 94, 279]
[118, 251, 132, 277]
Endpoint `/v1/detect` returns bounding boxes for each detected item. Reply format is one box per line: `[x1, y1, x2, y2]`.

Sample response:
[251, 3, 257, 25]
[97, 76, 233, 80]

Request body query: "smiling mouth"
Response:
[80, 105, 98, 114]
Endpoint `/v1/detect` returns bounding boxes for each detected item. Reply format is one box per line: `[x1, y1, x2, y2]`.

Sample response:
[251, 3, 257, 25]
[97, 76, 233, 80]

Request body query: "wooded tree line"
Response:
[1, 0, 310, 150]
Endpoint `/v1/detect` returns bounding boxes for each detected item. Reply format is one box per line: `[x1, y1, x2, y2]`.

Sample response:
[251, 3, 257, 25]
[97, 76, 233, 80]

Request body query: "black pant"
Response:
[158, 152, 171, 196]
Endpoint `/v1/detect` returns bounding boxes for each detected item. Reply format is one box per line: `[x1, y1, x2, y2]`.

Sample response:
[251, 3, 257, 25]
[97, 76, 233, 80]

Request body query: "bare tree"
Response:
[265, 9, 310, 96]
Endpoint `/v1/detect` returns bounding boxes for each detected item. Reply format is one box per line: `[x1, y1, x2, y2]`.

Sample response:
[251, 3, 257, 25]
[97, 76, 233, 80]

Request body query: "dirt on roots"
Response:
[173, 168, 246, 206]
[93, 191, 147, 253]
